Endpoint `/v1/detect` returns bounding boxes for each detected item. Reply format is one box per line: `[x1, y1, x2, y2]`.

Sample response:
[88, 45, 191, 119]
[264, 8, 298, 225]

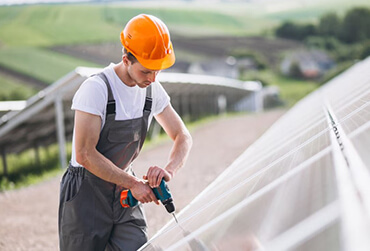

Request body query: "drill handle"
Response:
[120, 179, 172, 208]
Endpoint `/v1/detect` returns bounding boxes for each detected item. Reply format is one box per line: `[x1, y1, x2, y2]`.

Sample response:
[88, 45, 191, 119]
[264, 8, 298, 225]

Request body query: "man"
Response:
[58, 14, 192, 251]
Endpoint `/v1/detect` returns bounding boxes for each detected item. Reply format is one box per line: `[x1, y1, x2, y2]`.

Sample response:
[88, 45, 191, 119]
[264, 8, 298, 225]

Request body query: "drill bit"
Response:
[172, 212, 187, 233]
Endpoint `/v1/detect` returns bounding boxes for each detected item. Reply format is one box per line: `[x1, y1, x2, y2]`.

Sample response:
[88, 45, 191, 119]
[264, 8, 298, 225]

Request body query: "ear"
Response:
[122, 55, 130, 66]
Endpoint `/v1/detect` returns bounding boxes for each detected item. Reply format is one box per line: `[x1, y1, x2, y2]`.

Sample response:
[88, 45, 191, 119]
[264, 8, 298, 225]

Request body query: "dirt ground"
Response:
[0, 109, 285, 251]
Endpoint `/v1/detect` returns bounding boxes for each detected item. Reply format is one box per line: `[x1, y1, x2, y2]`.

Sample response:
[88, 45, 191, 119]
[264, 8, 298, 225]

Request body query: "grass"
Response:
[277, 77, 319, 107]
[6, 0, 366, 47]
[0, 143, 70, 191]
[241, 70, 320, 107]
[0, 168, 63, 191]
[0, 5, 250, 47]
[0, 73, 38, 100]
[1, 1, 369, 46]
[0, 5, 121, 47]
[0, 1, 367, 88]
[0, 47, 102, 84]
[0, 4, 265, 90]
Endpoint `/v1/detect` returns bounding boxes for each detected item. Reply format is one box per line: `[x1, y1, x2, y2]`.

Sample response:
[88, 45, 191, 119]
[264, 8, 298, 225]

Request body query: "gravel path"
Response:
[0, 109, 285, 251]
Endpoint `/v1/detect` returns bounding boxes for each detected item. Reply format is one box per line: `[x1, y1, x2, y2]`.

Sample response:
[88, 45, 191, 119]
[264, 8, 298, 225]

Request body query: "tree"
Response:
[360, 40, 370, 59]
[341, 8, 370, 43]
[318, 12, 341, 38]
[275, 21, 300, 40]
[301, 24, 317, 39]
[275, 21, 316, 41]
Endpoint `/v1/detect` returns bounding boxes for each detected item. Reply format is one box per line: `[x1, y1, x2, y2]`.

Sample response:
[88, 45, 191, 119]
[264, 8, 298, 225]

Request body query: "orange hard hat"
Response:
[120, 14, 175, 71]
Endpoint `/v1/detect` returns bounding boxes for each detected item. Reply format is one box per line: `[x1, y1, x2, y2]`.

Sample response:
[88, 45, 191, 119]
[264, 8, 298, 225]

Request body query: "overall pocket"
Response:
[60, 168, 85, 203]
[60, 171, 95, 237]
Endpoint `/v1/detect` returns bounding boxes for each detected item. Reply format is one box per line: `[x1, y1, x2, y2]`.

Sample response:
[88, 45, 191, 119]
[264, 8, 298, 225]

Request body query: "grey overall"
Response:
[59, 73, 152, 251]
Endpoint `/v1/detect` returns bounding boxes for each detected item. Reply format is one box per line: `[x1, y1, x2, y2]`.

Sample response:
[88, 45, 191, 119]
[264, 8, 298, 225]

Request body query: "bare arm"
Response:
[145, 104, 193, 187]
[74, 110, 157, 204]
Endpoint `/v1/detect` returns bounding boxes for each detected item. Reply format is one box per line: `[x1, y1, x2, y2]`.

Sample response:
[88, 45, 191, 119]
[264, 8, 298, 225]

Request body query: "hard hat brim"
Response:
[135, 43, 176, 71]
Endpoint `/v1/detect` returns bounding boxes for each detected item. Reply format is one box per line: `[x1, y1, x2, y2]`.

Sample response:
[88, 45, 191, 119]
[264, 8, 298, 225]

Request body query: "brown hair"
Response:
[123, 47, 137, 64]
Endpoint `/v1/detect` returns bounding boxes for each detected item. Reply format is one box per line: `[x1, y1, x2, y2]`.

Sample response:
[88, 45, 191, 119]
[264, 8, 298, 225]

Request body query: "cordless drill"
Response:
[120, 178, 175, 213]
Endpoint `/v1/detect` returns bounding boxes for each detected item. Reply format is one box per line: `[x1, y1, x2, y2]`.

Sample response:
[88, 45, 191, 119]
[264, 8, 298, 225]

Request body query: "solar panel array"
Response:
[0, 67, 260, 156]
[0, 66, 262, 175]
[139, 57, 370, 251]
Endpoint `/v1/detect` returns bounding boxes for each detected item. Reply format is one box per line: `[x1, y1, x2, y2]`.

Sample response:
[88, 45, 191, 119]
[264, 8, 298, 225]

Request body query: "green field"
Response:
[0, 4, 270, 92]
[0, 143, 69, 191]
[0, 74, 37, 100]
[0, 5, 259, 48]
[0, 0, 369, 96]
[1, 0, 369, 47]
[0, 47, 102, 84]
[241, 69, 319, 107]
[0, 5, 121, 47]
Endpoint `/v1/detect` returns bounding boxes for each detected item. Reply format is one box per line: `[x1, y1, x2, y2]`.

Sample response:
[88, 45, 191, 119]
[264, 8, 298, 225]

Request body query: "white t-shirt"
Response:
[70, 63, 170, 167]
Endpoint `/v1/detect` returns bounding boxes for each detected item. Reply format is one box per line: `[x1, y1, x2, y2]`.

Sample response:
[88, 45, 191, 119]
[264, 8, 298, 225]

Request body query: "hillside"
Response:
[0, 0, 369, 99]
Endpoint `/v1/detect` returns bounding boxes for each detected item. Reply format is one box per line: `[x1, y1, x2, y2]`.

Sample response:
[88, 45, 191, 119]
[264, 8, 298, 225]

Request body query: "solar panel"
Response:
[138, 57, 370, 251]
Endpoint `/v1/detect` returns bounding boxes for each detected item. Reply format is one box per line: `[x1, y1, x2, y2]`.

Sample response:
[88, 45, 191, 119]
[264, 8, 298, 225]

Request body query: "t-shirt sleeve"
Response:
[152, 81, 170, 116]
[71, 76, 107, 120]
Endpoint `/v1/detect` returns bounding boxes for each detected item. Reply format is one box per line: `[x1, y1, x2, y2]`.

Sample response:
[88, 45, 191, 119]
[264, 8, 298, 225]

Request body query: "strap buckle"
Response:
[144, 97, 152, 112]
[106, 100, 116, 114]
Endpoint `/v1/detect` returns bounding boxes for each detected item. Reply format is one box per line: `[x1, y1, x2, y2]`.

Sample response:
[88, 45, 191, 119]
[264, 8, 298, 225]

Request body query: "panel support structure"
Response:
[55, 95, 67, 169]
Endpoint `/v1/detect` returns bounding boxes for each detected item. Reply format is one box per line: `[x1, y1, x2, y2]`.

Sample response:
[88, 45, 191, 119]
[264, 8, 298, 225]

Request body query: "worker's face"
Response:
[125, 57, 160, 88]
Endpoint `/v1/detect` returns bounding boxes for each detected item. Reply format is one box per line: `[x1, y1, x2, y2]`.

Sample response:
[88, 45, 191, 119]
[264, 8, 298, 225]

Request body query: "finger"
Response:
[153, 168, 161, 187]
[149, 190, 158, 204]
[163, 171, 171, 182]
[156, 172, 164, 187]
[151, 168, 161, 187]
[148, 166, 160, 187]
[148, 167, 155, 187]
[140, 194, 150, 204]
[146, 168, 153, 187]
[146, 166, 154, 185]
[144, 193, 152, 204]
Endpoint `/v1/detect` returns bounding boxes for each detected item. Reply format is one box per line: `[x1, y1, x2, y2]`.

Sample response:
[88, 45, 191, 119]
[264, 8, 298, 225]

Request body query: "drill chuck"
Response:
[163, 198, 175, 213]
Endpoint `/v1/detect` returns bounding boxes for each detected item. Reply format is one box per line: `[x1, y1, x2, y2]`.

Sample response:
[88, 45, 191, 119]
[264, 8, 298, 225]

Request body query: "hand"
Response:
[143, 166, 172, 188]
[130, 180, 159, 205]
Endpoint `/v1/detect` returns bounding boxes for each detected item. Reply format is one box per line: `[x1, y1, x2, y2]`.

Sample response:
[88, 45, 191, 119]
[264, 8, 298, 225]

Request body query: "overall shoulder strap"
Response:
[96, 72, 116, 116]
[143, 85, 152, 112]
